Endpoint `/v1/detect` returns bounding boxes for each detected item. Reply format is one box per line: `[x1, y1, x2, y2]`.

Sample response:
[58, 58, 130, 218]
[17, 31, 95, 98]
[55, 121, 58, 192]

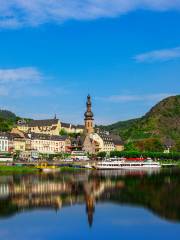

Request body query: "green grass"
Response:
[0, 165, 38, 173]
[159, 160, 180, 166]
[0, 165, 89, 174]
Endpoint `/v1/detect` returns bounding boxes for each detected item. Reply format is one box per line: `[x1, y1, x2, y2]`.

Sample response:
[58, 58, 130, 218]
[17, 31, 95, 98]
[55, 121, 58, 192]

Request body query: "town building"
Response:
[17, 118, 61, 135]
[83, 131, 123, 153]
[110, 134, 124, 151]
[0, 132, 26, 153]
[19, 150, 39, 161]
[16, 117, 84, 135]
[83, 134, 100, 153]
[12, 136, 26, 152]
[0, 130, 71, 155]
[30, 133, 71, 154]
[0, 133, 9, 152]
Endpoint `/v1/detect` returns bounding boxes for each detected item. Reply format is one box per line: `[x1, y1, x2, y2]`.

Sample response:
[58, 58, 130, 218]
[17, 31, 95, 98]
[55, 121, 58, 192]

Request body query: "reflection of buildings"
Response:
[1, 170, 179, 225]
[0, 174, 123, 227]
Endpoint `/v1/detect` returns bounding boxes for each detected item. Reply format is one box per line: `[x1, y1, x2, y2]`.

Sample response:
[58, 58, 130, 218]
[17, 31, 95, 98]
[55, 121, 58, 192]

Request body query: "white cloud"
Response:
[134, 47, 180, 62]
[0, 67, 43, 83]
[0, 67, 70, 98]
[98, 93, 177, 103]
[0, 0, 180, 29]
[0, 67, 45, 97]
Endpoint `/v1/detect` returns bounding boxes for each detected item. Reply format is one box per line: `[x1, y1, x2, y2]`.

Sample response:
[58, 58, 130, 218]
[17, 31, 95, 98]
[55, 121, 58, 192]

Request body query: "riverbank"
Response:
[0, 165, 88, 174]
[160, 160, 180, 166]
[0, 165, 39, 173]
[0, 160, 180, 174]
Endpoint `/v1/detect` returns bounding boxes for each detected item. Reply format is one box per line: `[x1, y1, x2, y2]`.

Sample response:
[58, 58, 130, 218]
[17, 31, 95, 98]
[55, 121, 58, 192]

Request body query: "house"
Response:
[109, 134, 124, 152]
[9, 133, 26, 152]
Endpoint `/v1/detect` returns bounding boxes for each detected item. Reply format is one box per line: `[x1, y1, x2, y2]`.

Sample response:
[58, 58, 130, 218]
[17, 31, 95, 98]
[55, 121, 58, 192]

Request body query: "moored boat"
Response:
[94, 158, 161, 170]
[36, 162, 60, 172]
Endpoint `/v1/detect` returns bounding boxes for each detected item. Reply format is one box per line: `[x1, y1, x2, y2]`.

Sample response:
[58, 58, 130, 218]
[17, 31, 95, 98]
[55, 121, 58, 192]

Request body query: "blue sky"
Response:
[0, 1, 180, 124]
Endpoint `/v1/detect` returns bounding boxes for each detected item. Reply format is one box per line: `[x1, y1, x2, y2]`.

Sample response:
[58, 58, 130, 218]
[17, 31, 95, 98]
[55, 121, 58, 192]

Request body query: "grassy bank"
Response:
[0, 165, 87, 174]
[160, 160, 180, 166]
[0, 165, 39, 173]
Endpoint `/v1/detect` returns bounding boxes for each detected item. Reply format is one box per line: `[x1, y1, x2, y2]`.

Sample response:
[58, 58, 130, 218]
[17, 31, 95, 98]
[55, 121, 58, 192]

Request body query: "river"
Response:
[0, 168, 180, 240]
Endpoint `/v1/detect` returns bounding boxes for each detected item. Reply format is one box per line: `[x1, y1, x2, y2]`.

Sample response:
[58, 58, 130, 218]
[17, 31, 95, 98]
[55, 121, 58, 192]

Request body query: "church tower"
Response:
[84, 95, 94, 134]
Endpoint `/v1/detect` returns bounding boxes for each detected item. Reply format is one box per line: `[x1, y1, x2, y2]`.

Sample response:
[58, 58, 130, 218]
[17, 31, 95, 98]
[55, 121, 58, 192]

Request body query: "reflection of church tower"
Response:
[84, 95, 94, 134]
[86, 195, 95, 227]
[84, 181, 95, 227]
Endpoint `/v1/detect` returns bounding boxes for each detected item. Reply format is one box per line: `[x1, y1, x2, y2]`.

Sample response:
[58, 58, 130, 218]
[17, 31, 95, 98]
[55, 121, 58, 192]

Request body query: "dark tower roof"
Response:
[84, 95, 94, 120]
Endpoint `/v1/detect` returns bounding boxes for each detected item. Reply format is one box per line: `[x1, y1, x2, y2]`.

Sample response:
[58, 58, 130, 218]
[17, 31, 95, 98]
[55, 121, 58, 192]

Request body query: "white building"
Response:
[0, 134, 9, 152]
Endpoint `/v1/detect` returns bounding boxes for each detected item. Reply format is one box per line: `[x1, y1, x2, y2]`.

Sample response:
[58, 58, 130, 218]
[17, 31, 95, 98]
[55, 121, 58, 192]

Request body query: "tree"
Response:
[124, 142, 138, 151]
[97, 152, 106, 158]
[59, 128, 68, 136]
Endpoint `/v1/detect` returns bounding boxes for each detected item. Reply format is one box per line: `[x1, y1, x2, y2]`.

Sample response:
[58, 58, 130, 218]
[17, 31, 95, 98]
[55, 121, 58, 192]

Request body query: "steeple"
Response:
[84, 95, 94, 134]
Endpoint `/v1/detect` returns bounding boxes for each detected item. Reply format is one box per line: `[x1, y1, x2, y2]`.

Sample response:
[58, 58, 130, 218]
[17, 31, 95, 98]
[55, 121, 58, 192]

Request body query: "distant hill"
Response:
[0, 110, 18, 132]
[102, 95, 180, 151]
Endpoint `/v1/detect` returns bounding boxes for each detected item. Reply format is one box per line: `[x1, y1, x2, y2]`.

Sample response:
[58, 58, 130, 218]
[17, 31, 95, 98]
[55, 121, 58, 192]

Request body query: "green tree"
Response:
[124, 142, 138, 151]
[59, 128, 68, 136]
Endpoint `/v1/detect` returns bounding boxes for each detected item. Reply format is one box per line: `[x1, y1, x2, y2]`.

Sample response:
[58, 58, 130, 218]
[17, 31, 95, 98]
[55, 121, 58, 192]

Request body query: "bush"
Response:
[110, 151, 180, 160]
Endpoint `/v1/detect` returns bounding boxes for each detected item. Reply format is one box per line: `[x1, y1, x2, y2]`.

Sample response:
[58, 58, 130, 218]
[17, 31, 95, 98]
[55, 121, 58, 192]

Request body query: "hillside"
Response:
[103, 95, 180, 151]
[0, 110, 17, 132]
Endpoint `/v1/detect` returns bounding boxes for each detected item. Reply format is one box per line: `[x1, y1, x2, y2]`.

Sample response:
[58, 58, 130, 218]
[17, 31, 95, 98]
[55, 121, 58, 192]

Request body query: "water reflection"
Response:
[0, 168, 180, 226]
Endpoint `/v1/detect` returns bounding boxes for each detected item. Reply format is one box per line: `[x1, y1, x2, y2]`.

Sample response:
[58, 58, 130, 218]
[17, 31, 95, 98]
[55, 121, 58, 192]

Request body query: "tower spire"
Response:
[84, 95, 94, 134]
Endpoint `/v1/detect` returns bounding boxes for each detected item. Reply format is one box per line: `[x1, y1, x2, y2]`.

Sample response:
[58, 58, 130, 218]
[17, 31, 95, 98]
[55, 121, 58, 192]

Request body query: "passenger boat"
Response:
[94, 158, 161, 170]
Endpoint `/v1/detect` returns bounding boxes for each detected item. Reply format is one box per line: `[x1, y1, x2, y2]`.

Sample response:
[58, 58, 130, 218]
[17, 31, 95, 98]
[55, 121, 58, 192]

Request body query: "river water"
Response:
[0, 168, 180, 240]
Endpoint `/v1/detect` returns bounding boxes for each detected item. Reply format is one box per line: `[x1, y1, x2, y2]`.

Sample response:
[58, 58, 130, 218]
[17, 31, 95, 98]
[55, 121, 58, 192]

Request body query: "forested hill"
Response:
[0, 110, 18, 132]
[102, 95, 180, 151]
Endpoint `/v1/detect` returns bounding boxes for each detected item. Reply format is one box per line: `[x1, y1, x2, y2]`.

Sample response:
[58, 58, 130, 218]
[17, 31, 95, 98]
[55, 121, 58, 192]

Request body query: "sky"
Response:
[0, 0, 180, 125]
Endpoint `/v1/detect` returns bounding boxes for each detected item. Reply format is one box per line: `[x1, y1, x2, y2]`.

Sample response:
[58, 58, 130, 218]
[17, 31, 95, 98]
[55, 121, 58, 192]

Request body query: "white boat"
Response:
[95, 158, 161, 170]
